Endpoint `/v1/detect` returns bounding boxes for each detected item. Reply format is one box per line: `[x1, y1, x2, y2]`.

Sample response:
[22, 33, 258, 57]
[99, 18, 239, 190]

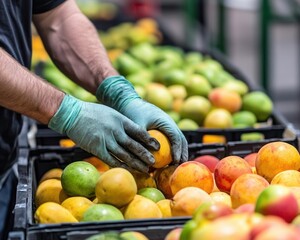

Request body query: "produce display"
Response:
[32, 18, 274, 136]
[22, 16, 300, 240]
[112, 43, 273, 134]
[31, 136, 300, 239]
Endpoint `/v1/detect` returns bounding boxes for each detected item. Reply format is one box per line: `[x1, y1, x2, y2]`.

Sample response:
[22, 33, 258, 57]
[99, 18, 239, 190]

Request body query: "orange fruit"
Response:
[123, 195, 163, 219]
[59, 139, 76, 148]
[148, 130, 172, 168]
[154, 165, 177, 199]
[255, 141, 300, 182]
[35, 179, 68, 207]
[95, 168, 137, 208]
[83, 156, 110, 173]
[39, 168, 63, 183]
[120, 231, 149, 240]
[230, 173, 269, 209]
[202, 134, 226, 144]
[169, 161, 214, 195]
[34, 202, 78, 224]
[61, 196, 94, 221]
[271, 170, 300, 187]
[156, 199, 172, 218]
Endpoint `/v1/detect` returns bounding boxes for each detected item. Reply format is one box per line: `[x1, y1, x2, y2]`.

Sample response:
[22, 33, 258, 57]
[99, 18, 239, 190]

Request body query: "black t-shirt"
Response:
[0, 0, 65, 177]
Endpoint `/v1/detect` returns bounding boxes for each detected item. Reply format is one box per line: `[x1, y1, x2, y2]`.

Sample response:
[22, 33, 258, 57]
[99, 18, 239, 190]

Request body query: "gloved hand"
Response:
[48, 94, 160, 173]
[96, 75, 188, 164]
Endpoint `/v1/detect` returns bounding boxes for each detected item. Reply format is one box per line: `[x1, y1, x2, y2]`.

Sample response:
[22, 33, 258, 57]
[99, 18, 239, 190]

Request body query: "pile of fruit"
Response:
[112, 43, 273, 134]
[33, 128, 300, 239]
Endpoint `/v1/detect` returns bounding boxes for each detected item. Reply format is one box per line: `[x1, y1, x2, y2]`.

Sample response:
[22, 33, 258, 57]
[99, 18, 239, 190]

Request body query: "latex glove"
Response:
[96, 75, 188, 164]
[48, 94, 160, 172]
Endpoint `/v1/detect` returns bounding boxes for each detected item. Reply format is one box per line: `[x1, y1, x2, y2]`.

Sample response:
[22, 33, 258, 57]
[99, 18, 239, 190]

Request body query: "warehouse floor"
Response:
[158, 1, 300, 131]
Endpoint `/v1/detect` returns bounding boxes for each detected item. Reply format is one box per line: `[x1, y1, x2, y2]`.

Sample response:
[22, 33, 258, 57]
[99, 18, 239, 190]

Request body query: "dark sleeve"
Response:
[32, 0, 66, 14]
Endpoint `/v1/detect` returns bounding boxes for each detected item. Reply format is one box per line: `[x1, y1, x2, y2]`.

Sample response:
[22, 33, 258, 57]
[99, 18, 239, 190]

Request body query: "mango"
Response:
[34, 202, 78, 224]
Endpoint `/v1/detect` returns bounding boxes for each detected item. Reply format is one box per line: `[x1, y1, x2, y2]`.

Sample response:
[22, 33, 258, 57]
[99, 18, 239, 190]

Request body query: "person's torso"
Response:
[0, 0, 65, 176]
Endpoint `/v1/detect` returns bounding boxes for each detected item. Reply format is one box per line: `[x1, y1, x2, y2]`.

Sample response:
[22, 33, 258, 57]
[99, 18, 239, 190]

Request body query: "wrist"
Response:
[48, 94, 82, 134]
[96, 75, 140, 112]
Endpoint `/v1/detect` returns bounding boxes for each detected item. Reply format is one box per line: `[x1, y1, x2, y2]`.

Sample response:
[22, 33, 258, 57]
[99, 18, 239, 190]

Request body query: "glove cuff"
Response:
[48, 94, 82, 134]
[96, 75, 140, 112]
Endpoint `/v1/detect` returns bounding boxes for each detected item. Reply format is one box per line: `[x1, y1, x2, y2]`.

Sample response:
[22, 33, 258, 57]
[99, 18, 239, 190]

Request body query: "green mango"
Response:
[116, 53, 145, 76]
[242, 91, 273, 121]
[129, 43, 158, 66]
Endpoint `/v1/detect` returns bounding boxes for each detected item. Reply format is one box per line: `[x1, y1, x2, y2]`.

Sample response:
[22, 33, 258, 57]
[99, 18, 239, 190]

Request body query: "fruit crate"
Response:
[188, 136, 299, 160]
[9, 147, 189, 240]
[31, 15, 299, 148]
[32, 109, 297, 148]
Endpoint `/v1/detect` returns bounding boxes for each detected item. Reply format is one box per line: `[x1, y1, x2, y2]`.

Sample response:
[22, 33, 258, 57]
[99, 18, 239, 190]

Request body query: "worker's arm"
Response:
[32, 0, 116, 94]
[0, 48, 64, 124]
[32, 0, 188, 163]
[0, 48, 158, 172]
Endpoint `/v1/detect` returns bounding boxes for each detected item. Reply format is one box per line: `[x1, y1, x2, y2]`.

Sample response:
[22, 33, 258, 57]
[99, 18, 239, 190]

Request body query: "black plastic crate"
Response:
[11, 147, 189, 240]
[188, 136, 299, 160]
[25, 219, 185, 240]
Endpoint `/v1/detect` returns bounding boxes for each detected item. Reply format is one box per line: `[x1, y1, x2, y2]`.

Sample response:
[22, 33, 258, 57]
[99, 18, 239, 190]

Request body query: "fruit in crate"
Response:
[170, 187, 211, 217]
[123, 195, 163, 219]
[169, 161, 214, 195]
[214, 155, 252, 193]
[61, 196, 94, 221]
[95, 168, 137, 208]
[35, 202, 78, 224]
[230, 173, 269, 209]
[203, 108, 233, 129]
[255, 185, 299, 223]
[208, 88, 242, 113]
[148, 129, 173, 168]
[111, 42, 275, 133]
[255, 141, 300, 182]
[61, 161, 100, 198]
[157, 199, 172, 218]
[82, 203, 124, 222]
[242, 91, 273, 121]
[137, 187, 165, 203]
[35, 179, 68, 207]
[179, 96, 211, 125]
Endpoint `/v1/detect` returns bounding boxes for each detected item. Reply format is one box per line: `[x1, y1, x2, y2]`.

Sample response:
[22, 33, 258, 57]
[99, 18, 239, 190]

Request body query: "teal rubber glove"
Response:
[96, 75, 188, 164]
[48, 94, 159, 172]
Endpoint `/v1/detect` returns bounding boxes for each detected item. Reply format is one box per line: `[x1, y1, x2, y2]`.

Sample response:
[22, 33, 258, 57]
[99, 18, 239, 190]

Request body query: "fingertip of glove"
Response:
[149, 137, 160, 151]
